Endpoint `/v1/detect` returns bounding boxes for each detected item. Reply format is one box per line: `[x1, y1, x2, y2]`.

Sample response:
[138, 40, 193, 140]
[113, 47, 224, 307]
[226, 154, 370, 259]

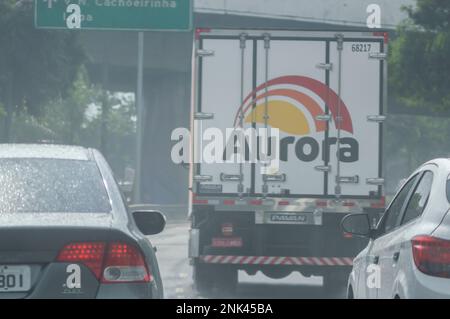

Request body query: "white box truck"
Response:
[188, 28, 387, 293]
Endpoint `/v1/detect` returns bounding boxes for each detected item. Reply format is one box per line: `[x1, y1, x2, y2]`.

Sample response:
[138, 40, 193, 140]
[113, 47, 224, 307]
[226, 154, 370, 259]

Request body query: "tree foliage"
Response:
[0, 2, 135, 178]
[390, 0, 450, 112]
[10, 70, 137, 179]
[0, 1, 85, 139]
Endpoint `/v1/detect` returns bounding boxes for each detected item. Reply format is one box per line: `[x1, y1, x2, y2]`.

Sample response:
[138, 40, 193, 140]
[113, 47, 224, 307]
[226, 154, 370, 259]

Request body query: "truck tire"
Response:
[214, 267, 238, 295]
[193, 263, 238, 296]
[322, 269, 350, 298]
[193, 263, 214, 295]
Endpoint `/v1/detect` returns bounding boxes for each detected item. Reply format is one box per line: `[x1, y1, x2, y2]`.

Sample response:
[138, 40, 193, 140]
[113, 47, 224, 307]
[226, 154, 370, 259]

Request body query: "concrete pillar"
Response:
[140, 71, 192, 204]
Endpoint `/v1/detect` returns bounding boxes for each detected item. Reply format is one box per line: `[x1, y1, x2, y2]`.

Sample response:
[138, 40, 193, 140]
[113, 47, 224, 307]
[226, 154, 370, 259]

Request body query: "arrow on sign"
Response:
[44, 0, 58, 9]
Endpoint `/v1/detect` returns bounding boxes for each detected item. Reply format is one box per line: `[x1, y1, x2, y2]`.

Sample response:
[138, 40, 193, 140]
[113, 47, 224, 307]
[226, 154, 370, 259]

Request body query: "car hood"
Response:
[0, 212, 114, 229]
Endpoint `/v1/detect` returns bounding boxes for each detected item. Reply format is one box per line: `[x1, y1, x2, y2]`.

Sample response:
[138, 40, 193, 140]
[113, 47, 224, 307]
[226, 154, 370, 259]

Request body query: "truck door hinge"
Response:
[335, 33, 344, 51]
[315, 165, 332, 173]
[369, 52, 387, 60]
[316, 114, 332, 122]
[316, 63, 333, 71]
[196, 49, 215, 57]
[240, 33, 248, 49]
[220, 174, 243, 182]
[367, 115, 386, 123]
[263, 33, 271, 49]
[194, 112, 214, 120]
[263, 174, 286, 182]
[366, 178, 385, 186]
[337, 175, 359, 184]
[194, 175, 213, 182]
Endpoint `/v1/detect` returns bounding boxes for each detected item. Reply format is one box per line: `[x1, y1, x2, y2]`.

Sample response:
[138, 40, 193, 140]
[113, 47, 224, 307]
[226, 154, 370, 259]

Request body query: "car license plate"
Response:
[0, 265, 31, 292]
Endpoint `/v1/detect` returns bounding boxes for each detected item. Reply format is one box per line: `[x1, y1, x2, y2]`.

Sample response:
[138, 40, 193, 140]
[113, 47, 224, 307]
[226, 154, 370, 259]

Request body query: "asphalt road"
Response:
[150, 221, 346, 299]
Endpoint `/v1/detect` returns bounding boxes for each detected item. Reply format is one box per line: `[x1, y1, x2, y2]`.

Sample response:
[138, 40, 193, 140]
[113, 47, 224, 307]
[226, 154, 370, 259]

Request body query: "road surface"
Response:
[150, 221, 346, 299]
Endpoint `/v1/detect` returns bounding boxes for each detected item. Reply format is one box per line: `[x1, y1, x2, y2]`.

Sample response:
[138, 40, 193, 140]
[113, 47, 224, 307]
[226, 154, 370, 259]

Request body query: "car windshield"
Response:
[0, 158, 111, 213]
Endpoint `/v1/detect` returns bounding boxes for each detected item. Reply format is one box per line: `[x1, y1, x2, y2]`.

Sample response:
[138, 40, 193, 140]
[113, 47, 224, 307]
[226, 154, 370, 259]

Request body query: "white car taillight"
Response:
[412, 235, 450, 278]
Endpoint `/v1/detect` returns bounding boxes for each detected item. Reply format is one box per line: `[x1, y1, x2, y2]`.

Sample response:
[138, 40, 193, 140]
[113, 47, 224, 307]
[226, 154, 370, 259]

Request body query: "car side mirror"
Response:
[132, 210, 166, 235]
[341, 213, 372, 238]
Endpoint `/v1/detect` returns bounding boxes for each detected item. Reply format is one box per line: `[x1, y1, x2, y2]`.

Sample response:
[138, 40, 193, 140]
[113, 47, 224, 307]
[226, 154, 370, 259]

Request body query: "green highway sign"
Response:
[35, 0, 193, 31]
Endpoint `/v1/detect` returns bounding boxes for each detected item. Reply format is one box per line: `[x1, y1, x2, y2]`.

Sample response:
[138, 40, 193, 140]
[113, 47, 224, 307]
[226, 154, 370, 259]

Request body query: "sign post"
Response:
[135, 32, 145, 204]
[35, 0, 193, 203]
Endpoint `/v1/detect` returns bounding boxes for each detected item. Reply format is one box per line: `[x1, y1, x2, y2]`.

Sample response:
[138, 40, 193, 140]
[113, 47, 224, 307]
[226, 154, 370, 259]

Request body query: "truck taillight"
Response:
[57, 242, 152, 283]
[342, 201, 355, 207]
[343, 232, 353, 239]
[373, 31, 389, 43]
[195, 28, 211, 39]
[412, 235, 450, 278]
[371, 196, 386, 209]
[222, 223, 234, 237]
[316, 200, 327, 207]
[223, 199, 235, 205]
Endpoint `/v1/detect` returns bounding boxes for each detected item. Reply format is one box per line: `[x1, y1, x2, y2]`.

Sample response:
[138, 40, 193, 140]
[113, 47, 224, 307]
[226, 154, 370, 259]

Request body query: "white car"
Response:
[342, 159, 450, 299]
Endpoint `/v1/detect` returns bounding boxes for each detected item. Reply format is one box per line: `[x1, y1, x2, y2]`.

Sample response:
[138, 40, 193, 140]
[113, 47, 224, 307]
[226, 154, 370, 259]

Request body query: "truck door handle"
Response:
[373, 256, 379, 264]
[393, 252, 400, 262]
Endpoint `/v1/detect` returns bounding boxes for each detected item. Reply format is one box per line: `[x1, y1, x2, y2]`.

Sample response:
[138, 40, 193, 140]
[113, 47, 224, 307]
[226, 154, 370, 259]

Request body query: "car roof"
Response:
[0, 144, 90, 161]
[421, 158, 450, 171]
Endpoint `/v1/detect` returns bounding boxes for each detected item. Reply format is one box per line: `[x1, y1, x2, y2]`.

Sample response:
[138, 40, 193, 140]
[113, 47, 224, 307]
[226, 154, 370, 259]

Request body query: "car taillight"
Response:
[57, 242, 106, 279]
[102, 242, 151, 283]
[57, 242, 151, 283]
[411, 235, 450, 278]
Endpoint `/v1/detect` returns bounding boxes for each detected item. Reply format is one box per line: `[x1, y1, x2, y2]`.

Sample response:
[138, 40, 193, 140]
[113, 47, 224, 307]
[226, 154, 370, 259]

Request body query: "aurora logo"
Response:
[170, 75, 359, 165]
[232, 75, 358, 163]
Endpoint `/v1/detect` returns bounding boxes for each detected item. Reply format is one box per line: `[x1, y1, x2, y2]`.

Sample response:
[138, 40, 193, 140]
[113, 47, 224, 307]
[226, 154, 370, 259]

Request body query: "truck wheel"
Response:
[214, 267, 238, 295]
[322, 270, 350, 298]
[193, 263, 214, 295]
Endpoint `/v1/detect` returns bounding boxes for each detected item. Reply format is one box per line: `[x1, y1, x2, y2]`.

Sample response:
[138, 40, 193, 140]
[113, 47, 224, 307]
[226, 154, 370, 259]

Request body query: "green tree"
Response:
[9, 68, 136, 179]
[38, 66, 99, 144]
[0, 0, 85, 141]
[80, 92, 137, 178]
[390, 0, 450, 113]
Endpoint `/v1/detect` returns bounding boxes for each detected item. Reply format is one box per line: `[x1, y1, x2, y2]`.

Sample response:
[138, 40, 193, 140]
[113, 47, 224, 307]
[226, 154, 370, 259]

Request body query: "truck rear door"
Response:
[194, 36, 253, 194]
[194, 30, 385, 198]
[327, 36, 384, 197]
[253, 32, 385, 198]
[252, 36, 327, 196]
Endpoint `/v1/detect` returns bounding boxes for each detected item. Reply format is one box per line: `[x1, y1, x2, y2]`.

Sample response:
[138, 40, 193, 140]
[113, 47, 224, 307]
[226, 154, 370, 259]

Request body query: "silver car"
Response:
[342, 158, 450, 298]
[0, 144, 165, 299]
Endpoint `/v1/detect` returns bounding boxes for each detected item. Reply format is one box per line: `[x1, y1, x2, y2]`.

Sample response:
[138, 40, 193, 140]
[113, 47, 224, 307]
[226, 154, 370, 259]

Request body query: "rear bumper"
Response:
[402, 264, 450, 299]
[199, 255, 353, 266]
[0, 263, 158, 299]
[96, 282, 156, 299]
[190, 212, 371, 258]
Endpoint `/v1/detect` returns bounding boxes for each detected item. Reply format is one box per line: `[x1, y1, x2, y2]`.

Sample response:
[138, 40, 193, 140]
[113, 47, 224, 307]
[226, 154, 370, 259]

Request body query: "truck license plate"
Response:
[269, 213, 309, 224]
[212, 237, 243, 248]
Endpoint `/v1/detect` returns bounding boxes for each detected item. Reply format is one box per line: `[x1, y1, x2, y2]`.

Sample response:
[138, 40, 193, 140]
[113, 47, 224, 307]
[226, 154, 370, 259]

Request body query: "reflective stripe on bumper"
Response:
[200, 255, 353, 266]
